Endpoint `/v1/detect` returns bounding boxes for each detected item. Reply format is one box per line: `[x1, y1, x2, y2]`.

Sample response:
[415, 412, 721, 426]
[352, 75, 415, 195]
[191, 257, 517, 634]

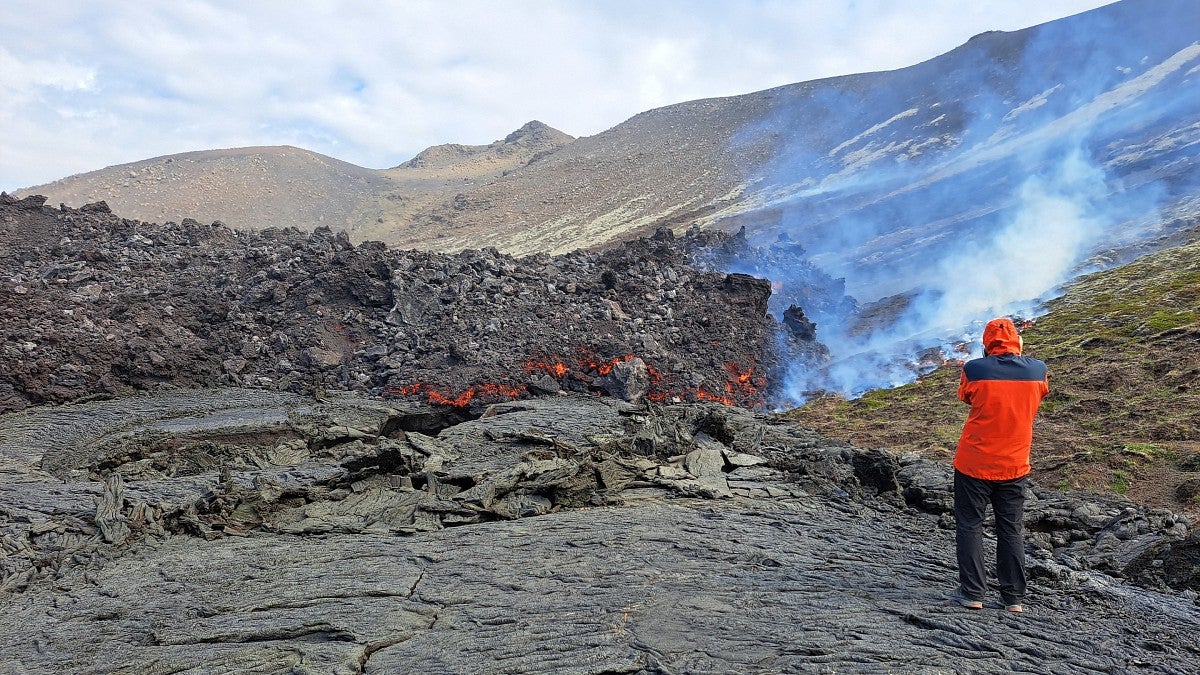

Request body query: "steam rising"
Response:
[722, 2, 1200, 405]
[929, 150, 1105, 326]
[781, 147, 1129, 404]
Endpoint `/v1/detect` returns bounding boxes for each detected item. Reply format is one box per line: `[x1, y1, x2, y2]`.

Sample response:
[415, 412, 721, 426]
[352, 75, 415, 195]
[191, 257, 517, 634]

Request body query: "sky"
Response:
[0, 0, 1116, 191]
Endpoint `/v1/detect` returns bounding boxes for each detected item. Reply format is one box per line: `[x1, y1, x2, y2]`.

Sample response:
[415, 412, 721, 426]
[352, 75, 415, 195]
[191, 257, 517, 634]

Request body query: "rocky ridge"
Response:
[1, 193, 827, 415]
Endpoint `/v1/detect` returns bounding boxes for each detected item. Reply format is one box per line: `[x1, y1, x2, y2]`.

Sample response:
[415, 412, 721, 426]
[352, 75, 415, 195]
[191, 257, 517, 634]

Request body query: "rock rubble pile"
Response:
[1, 193, 824, 414]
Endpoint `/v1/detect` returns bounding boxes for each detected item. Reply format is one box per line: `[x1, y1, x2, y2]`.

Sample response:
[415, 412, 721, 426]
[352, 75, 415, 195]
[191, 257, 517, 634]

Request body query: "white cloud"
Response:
[0, 0, 1116, 189]
[0, 48, 95, 95]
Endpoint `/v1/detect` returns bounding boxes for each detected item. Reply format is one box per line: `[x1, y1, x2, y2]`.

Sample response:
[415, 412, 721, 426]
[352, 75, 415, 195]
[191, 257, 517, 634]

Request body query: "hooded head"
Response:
[983, 318, 1023, 356]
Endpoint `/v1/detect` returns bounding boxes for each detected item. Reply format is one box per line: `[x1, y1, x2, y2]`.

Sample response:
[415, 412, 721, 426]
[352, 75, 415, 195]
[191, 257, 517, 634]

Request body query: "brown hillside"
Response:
[19, 146, 389, 233]
[15, 0, 1196, 263]
[358, 120, 576, 244]
[16, 121, 576, 245]
[384, 93, 780, 254]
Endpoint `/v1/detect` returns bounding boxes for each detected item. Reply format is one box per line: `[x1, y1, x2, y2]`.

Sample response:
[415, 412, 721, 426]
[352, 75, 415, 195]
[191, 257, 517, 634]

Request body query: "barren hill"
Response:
[19, 0, 1200, 267]
[18, 121, 575, 246]
[367, 120, 576, 244]
[20, 145, 388, 235]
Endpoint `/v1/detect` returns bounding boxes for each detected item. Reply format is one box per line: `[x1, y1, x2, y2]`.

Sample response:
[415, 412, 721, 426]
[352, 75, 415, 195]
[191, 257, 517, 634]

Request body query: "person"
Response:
[951, 317, 1048, 613]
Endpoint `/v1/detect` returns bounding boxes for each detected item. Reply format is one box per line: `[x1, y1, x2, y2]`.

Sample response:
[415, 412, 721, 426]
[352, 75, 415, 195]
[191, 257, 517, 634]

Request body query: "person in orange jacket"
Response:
[951, 317, 1048, 613]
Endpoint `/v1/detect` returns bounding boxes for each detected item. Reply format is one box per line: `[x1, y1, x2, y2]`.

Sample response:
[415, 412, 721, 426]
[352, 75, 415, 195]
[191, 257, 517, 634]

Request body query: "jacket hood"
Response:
[983, 318, 1022, 356]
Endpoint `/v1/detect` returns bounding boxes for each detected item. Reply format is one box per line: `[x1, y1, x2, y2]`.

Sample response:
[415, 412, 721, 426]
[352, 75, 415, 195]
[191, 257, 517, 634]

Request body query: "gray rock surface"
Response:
[2, 390, 1199, 673]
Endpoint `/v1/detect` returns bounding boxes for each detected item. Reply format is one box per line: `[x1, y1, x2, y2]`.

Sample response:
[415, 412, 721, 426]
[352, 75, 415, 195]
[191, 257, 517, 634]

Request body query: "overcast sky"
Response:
[1, 0, 1116, 190]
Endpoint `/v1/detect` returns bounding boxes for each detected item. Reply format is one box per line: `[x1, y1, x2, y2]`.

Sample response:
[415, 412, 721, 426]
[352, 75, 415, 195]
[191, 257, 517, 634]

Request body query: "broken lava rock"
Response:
[0, 195, 818, 413]
[2, 390, 1199, 672]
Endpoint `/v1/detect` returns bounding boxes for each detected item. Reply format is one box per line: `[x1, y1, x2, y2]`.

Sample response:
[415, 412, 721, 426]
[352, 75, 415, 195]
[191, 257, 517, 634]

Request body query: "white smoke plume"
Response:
[778, 146, 1141, 405]
[731, 4, 1200, 405]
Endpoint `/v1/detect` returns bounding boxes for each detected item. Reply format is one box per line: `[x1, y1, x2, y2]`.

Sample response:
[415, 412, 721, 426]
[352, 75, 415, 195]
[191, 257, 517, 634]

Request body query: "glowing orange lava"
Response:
[578, 352, 637, 376]
[696, 386, 735, 405]
[645, 361, 764, 407]
[390, 353, 762, 408]
[525, 359, 569, 378]
[385, 382, 526, 408]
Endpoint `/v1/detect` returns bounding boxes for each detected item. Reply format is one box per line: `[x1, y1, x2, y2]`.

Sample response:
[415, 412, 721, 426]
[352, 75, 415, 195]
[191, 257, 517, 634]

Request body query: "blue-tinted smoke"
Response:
[722, 1, 1200, 404]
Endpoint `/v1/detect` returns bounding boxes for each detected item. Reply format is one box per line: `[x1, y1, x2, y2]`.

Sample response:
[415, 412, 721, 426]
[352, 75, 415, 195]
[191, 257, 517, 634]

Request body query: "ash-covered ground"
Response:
[1, 193, 827, 414]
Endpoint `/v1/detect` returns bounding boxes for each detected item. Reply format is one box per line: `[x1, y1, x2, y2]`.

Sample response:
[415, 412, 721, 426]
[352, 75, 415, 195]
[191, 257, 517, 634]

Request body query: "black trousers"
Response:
[954, 469, 1027, 605]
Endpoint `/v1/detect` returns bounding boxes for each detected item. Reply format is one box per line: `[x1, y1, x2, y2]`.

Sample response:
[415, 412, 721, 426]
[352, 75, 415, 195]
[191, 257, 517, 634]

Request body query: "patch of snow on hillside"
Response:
[840, 141, 908, 169]
[1110, 120, 1200, 165]
[829, 108, 919, 157]
[919, 114, 947, 128]
[1083, 44, 1200, 115]
[1002, 84, 1064, 122]
[920, 43, 1200, 186]
[899, 135, 959, 160]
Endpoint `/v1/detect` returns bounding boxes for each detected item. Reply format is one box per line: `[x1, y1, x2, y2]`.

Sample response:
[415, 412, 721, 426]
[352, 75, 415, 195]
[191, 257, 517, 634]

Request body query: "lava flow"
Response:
[525, 358, 569, 378]
[384, 382, 526, 408]
[708, 362, 765, 405]
[649, 361, 764, 407]
[525, 349, 663, 382]
[578, 352, 636, 376]
[392, 351, 763, 409]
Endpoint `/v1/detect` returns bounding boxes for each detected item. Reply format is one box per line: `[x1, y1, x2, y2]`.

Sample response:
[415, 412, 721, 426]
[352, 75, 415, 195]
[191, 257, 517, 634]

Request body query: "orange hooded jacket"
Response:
[954, 318, 1049, 481]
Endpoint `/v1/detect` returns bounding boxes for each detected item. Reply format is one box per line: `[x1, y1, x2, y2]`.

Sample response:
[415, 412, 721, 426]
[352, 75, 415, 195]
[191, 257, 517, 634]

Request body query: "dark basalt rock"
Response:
[783, 303, 818, 342]
[0, 390, 1198, 672]
[0, 198, 802, 413]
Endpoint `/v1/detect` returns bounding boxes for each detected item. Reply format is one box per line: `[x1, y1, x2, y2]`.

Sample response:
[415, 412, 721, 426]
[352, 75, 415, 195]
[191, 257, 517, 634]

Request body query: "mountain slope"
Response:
[17, 0, 1199, 263]
[346, 0, 1200, 263]
[17, 121, 575, 245]
[362, 120, 575, 244]
[12, 0, 1200, 403]
[787, 231, 1200, 514]
[19, 146, 390, 234]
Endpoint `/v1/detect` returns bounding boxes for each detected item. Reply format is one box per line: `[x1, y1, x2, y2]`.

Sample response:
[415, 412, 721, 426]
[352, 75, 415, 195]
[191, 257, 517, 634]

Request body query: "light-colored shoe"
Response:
[1005, 603, 1024, 613]
[951, 591, 983, 609]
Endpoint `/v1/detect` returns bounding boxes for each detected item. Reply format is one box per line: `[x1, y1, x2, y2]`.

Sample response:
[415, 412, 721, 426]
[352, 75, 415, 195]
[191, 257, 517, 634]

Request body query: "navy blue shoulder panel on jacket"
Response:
[962, 354, 1047, 382]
